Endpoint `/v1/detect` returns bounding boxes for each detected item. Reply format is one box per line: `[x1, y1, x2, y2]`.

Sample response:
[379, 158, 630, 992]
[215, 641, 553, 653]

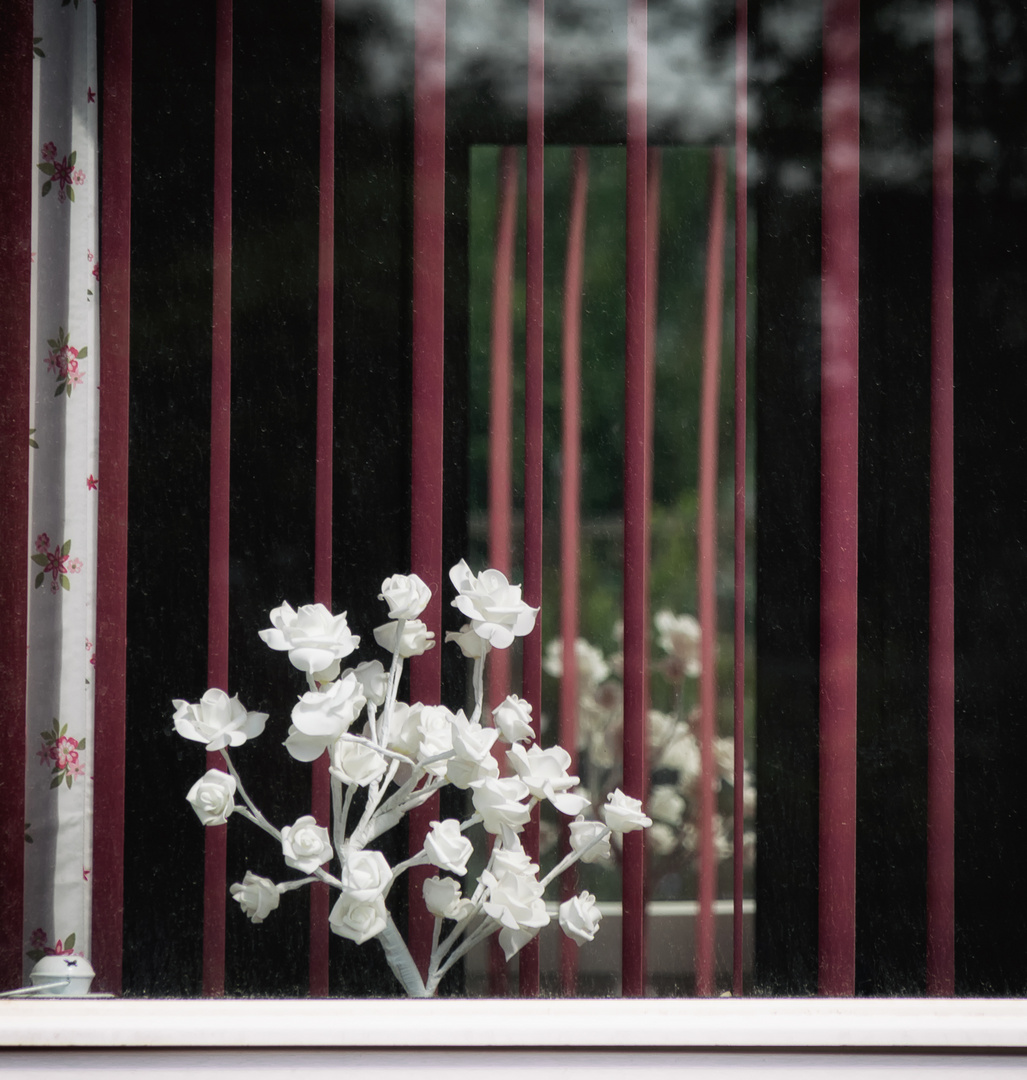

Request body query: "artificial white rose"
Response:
[424, 818, 473, 875]
[444, 623, 487, 659]
[172, 689, 268, 751]
[448, 560, 539, 650]
[330, 737, 388, 787]
[259, 601, 360, 675]
[285, 672, 368, 762]
[446, 716, 500, 789]
[382, 701, 425, 757]
[351, 660, 388, 706]
[469, 775, 532, 835]
[329, 893, 387, 945]
[379, 573, 432, 620]
[498, 925, 541, 961]
[491, 694, 534, 743]
[373, 619, 436, 658]
[280, 815, 333, 873]
[559, 891, 602, 945]
[601, 788, 653, 833]
[422, 875, 463, 919]
[341, 848, 392, 901]
[229, 871, 281, 924]
[506, 743, 590, 815]
[481, 866, 549, 934]
[648, 784, 687, 827]
[568, 815, 612, 863]
[416, 705, 457, 775]
[185, 768, 237, 825]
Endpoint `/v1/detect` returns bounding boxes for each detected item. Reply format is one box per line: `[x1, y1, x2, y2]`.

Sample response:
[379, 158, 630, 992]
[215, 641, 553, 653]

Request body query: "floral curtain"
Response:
[22, 0, 100, 980]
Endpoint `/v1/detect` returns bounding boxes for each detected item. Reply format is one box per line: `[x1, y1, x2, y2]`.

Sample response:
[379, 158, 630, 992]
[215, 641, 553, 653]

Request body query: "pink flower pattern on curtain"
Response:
[22, 0, 99, 979]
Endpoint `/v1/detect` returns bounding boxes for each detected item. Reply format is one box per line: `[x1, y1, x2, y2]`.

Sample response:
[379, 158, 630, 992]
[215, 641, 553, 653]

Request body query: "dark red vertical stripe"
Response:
[0, 0, 34, 993]
[732, 0, 749, 1000]
[695, 148, 727, 999]
[93, 0, 134, 997]
[926, 0, 955, 999]
[488, 148, 518, 713]
[408, 0, 446, 979]
[558, 147, 588, 996]
[622, 0, 648, 1000]
[819, 0, 860, 998]
[519, 0, 545, 997]
[309, 0, 336, 998]
[204, 0, 233, 999]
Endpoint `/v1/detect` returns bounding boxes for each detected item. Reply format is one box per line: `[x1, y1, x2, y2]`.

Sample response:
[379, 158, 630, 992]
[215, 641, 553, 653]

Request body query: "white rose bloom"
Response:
[373, 619, 436, 658]
[422, 875, 464, 919]
[469, 776, 532, 835]
[172, 689, 268, 751]
[383, 701, 425, 757]
[648, 784, 687, 827]
[448, 560, 538, 650]
[186, 768, 237, 825]
[568, 815, 612, 863]
[490, 841, 538, 879]
[280, 815, 333, 873]
[350, 660, 388, 706]
[559, 891, 603, 945]
[491, 694, 535, 743]
[506, 743, 590, 816]
[444, 623, 487, 659]
[229, 872, 282, 924]
[329, 893, 388, 945]
[330, 737, 388, 787]
[285, 672, 367, 764]
[416, 705, 457, 775]
[481, 866, 549, 939]
[259, 601, 360, 675]
[424, 818, 474, 875]
[341, 848, 392, 902]
[602, 789, 653, 833]
[378, 573, 432, 620]
[446, 715, 500, 789]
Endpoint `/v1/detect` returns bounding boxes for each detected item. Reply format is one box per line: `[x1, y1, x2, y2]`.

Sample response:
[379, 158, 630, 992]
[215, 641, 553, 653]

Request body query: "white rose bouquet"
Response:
[175, 562, 649, 997]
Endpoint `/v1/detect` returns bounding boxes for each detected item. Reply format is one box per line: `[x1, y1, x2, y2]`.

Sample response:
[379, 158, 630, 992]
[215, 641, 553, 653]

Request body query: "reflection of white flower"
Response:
[173, 689, 268, 751]
[341, 849, 392, 901]
[424, 818, 474, 875]
[373, 619, 435, 658]
[492, 695, 534, 743]
[648, 822, 679, 856]
[445, 623, 487, 658]
[654, 610, 701, 678]
[281, 815, 333, 873]
[449, 560, 538, 650]
[259, 602, 360, 675]
[186, 769, 237, 825]
[230, 871, 282, 924]
[506, 743, 590, 815]
[470, 776, 532, 834]
[378, 573, 432, 620]
[543, 637, 610, 689]
[423, 875, 464, 919]
[568, 815, 611, 863]
[559, 891, 602, 945]
[601, 789, 653, 833]
[649, 784, 686, 826]
[329, 893, 387, 944]
[330, 737, 388, 787]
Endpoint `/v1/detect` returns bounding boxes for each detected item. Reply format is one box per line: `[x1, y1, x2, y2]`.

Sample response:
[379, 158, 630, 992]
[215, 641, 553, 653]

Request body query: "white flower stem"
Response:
[427, 915, 496, 993]
[468, 648, 487, 726]
[276, 876, 319, 892]
[366, 701, 378, 748]
[539, 825, 613, 889]
[333, 775, 354, 857]
[387, 850, 430, 886]
[378, 915, 428, 998]
[221, 751, 276, 835]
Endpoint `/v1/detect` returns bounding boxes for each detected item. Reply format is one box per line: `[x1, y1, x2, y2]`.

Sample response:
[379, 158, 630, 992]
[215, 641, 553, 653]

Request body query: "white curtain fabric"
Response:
[22, 0, 99, 981]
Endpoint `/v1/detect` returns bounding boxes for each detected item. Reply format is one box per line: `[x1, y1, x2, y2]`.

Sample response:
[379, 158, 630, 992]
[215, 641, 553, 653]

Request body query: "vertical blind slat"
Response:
[819, 0, 860, 998]
[408, 0, 447, 978]
[621, 0, 649, 999]
[94, 0, 134, 997]
[0, 0, 34, 993]
[695, 148, 727, 998]
[926, 0, 955, 998]
[308, 0, 337, 997]
[558, 146, 588, 996]
[203, 0, 234, 999]
[732, 0, 749, 1000]
[519, 0, 546, 997]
